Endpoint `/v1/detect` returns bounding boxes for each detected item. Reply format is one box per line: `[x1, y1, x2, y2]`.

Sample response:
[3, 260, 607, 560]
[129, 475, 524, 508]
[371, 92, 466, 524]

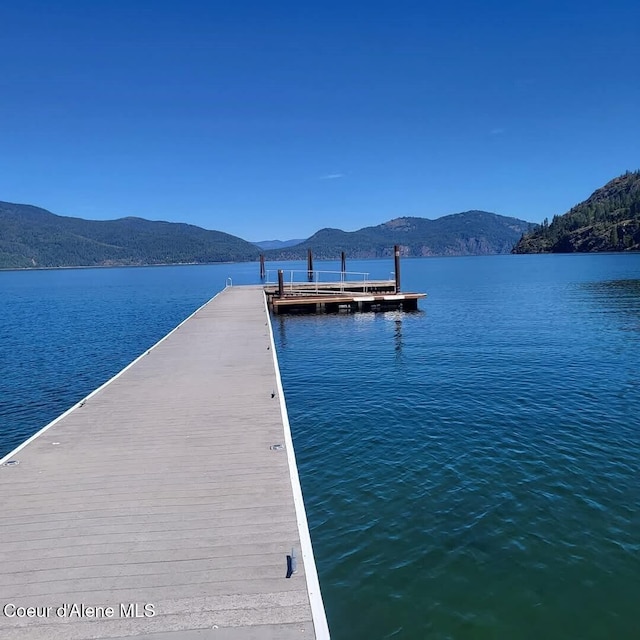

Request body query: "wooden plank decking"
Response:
[0, 286, 329, 640]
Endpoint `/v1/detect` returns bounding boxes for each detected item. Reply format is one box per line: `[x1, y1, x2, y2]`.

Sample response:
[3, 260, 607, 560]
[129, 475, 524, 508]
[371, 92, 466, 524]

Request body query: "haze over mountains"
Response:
[253, 239, 306, 250]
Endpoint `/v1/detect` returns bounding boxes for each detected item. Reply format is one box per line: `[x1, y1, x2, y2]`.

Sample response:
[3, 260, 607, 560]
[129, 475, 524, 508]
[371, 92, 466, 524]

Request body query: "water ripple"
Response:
[2, 256, 640, 639]
[277, 254, 640, 640]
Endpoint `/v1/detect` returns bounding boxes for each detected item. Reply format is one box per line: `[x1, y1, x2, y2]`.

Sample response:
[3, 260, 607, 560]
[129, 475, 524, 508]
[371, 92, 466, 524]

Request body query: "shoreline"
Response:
[2, 250, 639, 273]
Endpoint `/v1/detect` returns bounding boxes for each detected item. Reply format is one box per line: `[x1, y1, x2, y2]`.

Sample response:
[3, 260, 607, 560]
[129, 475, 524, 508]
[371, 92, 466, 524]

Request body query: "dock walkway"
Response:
[0, 286, 329, 640]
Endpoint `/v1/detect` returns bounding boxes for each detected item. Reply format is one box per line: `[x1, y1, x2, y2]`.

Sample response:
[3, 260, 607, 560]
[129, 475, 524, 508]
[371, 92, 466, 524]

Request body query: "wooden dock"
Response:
[0, 286, 330, 640]
[263, 247, 426, 314]
[264, 275, 425, 315]
[269, 291, 425, 314]
[263, 280, 398, 297]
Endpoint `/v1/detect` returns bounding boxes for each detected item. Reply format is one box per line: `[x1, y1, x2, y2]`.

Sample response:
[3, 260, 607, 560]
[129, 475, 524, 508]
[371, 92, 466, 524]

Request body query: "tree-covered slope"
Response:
[0, 201, 535, 269]
[513, 171, 640, 253]
[0, 202, 260, 268]
[267, 211, 534, 259]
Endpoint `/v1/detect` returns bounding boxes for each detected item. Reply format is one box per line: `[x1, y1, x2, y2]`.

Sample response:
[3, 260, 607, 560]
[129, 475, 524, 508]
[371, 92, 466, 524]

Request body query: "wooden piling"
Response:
[259, 254, 266, 279]
[307, 249, 314, 282]
[278, 269, 284, 298]
[341, 251, 346, 276]
[394, 245, 401, 293]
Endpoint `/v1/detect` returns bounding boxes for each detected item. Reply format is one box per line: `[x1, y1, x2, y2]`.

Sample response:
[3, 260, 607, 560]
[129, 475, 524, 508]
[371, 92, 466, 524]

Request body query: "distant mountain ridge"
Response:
[513, 171, 640, 253]
[0, 202, 534, 269]
[265, 211, 534, 260]
[0, 202, 259, 268]
[252, 238, 306, 250]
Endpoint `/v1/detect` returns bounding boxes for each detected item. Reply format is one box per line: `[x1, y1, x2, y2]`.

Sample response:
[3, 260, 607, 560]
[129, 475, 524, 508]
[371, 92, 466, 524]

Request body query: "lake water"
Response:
[1, 255, 639, 639]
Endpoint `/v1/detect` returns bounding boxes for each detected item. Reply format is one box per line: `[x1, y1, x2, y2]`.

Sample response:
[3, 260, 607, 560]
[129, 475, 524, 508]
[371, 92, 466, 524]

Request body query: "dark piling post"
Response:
[259, 254, 265, 280]
[307, 249, 314, 282]
[394, 245, 401, 293]
[278, 269, 284, 298]
[341, 251, 346, 277]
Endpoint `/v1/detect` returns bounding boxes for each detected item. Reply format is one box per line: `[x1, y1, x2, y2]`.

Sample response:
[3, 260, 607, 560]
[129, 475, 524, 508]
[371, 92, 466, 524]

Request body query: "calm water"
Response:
[1, 255, 639, 639]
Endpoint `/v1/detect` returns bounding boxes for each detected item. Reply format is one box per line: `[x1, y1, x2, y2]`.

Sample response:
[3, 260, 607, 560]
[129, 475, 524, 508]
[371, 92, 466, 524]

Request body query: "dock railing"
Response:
[265, 269, 373, 295]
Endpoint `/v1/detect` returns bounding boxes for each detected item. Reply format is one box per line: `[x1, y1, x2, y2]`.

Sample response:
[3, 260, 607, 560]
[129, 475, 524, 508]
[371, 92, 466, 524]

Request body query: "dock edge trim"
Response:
[0, 287, 229, 466]
[263, 292, 331, 639]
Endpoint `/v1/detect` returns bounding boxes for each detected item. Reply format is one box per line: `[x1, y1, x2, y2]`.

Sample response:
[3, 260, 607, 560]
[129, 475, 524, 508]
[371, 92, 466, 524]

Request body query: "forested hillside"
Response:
[513, 172, 640, 253]
[267, 211, 533, 259]
[0, 202, 260, 268]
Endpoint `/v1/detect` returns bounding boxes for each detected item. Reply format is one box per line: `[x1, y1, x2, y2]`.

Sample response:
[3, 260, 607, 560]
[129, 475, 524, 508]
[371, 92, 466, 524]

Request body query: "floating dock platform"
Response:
[0, 286, 330, 640]
[263, 280, 398, 297]
[262, 246, 426, 315]
[264, 275, 425, 315]
[268, 289, 425, 314]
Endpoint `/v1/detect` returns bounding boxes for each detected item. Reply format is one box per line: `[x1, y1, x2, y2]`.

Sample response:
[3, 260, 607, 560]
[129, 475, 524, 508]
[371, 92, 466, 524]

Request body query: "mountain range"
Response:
[0, 203, 533, 269]
[3, 171, 639, 269]
[264, 212, 533, 260]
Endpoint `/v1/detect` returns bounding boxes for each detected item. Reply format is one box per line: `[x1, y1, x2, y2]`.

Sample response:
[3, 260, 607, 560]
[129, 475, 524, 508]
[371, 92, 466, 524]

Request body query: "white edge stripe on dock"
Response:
[383, 294, 405, 300]
[263, 291, 332, 640]
[0, 286, 228, 466]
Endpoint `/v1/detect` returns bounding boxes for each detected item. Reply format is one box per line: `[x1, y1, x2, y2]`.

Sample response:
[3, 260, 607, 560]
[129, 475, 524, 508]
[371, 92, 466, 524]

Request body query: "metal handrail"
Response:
[281, 288, 378, 297]
[265, 269, 370, 279]
[265, 269, 371, 293]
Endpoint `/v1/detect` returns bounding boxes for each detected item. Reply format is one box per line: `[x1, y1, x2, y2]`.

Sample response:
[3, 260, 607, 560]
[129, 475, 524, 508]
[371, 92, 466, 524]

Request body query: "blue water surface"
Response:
[1, 254, 639, 639]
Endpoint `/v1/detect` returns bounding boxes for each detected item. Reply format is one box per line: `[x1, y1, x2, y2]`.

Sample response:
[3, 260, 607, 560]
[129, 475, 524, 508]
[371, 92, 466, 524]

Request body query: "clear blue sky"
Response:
[1, 0, 638, 241]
